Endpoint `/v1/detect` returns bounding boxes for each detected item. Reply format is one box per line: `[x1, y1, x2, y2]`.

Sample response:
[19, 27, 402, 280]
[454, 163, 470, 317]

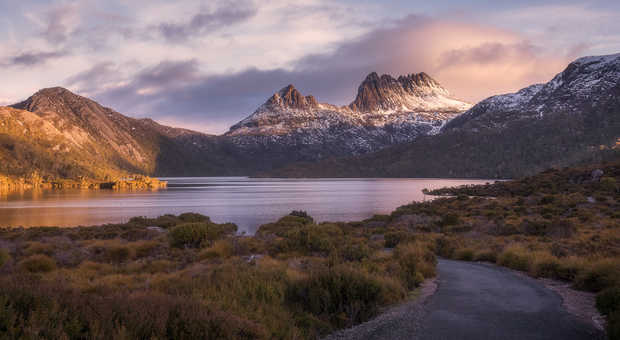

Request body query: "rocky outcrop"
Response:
[224, 73, 471, 168]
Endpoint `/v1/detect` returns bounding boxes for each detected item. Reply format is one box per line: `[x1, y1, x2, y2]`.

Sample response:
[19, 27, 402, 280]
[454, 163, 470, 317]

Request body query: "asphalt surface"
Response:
[326, 259, 604, 340]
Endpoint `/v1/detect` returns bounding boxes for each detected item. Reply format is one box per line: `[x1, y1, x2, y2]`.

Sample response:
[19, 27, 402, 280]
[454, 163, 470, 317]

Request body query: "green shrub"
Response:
[0, 279, 265, 340]
[178, 212, 211, 223]
[608, 310, 620, 340]
[530, 254, 561, 278]
[384, 231, 413, 248]
[454, 248, 475, 261]
[285, 267, 402, 329]
[0, 248, 9, 267]
[18, 254, 56, 273]
[338, 242, 371, 262]
[474, 250, 498, 263]
[596, 287, 620, 316]
[497, 246, 531, 272]
[574, 258, 620, 292]
[106, 245, 133, 263]
[169, 222, 237, 248]
[440, 213, 460, 226]
[394, 242, 436, 290]
[435, 236, 459, 258]
[290, 211, 314, 223]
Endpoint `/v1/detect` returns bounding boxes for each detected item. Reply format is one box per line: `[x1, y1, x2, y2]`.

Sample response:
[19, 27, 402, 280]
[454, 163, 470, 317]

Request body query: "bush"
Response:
[23, 241, 55, 256]
[384, 231, 413, 248]
[596, 287, 620, 316]
[338, 242, 371, 262]
[0, 279, 266, 340]
[285, 267, 402, 329]
[18, 254, 56, 273]
[454, 248, 475, 261]
[106, 245, 133, 263]
[290, 211, 314, 223]
[529, 253, 561, 278]
[178, 212, 211, 223]
[609, 310, 620, 340]
[169, 222, 237, 248]
[0, 248, 9, 267]
[394, 242, 436, 290]
[201, 239, 234, 259]
[497, 245, 531, 272]
[574, 258, 620, 292]
[440, 213, 460, 226]
[474, 250, 498, 263]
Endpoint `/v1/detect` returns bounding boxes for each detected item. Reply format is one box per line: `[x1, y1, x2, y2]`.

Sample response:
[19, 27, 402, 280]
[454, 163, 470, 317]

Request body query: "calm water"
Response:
[0, 177, 491, 234]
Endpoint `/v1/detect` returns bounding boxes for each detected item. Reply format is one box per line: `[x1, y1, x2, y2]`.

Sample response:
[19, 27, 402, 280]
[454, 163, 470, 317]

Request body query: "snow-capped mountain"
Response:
[265, 53, 620, 178]
[226, 72, 470, 160]
[445, 52, 620, 132]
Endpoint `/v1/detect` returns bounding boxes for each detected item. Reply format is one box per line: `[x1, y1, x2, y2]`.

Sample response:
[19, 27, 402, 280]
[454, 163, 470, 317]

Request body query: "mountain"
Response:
[225, 72, 470, 164]
[1, 87, 248, 180]
[265, 53, 620, 178]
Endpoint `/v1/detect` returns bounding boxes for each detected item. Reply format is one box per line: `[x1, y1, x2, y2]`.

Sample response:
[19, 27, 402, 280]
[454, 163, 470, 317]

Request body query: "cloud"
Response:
[64, 15, 586, 134]
[4, 50, 66, 67]
[157, 0, 258, 42]
[41, 2, 81, 43]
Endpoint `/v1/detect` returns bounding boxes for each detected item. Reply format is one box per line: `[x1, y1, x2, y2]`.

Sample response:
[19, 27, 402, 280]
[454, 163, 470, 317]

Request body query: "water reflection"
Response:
[0, 177, 491, 234]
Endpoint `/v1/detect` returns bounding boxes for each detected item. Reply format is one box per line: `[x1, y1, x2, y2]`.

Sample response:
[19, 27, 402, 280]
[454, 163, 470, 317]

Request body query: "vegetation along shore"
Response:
[0, 161, 618, 339]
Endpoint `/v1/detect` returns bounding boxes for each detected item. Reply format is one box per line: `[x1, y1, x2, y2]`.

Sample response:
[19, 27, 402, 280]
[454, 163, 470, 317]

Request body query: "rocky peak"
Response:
[349, 71, 467, 113]
[264, 84, 319, 111]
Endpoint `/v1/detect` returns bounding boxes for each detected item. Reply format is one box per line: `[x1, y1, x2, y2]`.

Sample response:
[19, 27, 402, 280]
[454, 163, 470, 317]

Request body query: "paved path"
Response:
[326, 259, 604, 340]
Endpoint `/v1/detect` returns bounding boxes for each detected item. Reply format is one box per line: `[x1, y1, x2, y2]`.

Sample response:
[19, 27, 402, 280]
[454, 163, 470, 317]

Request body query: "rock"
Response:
[591, 169, 604, 181]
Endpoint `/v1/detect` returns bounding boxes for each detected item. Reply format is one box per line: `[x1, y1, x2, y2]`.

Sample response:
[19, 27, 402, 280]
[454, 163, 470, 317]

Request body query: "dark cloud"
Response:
[158, 1, 258, 42]
[5, 51, 66, 67]
[65, 15, 576, 133]
[42, 3, 78, 43]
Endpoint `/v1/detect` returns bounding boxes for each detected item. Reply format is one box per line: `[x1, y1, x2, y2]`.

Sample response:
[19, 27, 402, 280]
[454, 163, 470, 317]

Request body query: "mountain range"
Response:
[1, 53, 619, 182]
[267, 53, 620, 178]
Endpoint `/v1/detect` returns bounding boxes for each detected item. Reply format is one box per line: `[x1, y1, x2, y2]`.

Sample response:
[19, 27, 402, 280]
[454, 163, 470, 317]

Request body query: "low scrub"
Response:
[169, 222, 237, 248]
[286, 267, 404, 330]
[18, 254, 56, 273]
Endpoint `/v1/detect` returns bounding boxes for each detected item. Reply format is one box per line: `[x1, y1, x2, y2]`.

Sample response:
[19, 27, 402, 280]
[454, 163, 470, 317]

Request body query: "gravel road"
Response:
[325, 259, 605, 340]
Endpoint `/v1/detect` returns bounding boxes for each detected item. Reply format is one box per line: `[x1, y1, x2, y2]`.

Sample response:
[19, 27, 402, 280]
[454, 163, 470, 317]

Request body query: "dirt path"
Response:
[326, 259, 605, 340]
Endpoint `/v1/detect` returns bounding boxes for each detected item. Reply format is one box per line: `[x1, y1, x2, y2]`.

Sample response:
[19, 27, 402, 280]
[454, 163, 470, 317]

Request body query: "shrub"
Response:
[169, 222, 237, 248]
[23, 241, 55, 256]
[201, 239, 234, 259]
[609, 310, 620, 340]
[435, 236, 460, 258]
[132, 240, 160, 258]
[596, 287, 620, 316]
[0, 279, 266, 340]
[106, 245, 133, 263]
[440, 213, 460, 226]
[474, 250, 498, 263]
[454, 248, 475, 261]
[178, 212, 211, 223]
[290, 210, 313, 222]
[384, 231, 413, 248]
[18, 254, 56, 273]
[338, 242, 371, 262]
[285, 267, 403, 329]
[497, 245, 531, 272]
[0, 248, 9, 267]
[529, 253, 561, 278]
[394, 242, 436, 289]
[574, 258, 620, 292]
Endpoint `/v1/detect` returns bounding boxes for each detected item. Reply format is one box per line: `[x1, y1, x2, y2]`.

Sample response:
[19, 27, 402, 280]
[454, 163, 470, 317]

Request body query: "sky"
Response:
[0, 0, 619, 134]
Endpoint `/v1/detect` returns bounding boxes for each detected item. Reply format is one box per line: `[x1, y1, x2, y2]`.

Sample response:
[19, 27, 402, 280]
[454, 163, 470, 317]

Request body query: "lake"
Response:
[0, 177, 491, 234]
